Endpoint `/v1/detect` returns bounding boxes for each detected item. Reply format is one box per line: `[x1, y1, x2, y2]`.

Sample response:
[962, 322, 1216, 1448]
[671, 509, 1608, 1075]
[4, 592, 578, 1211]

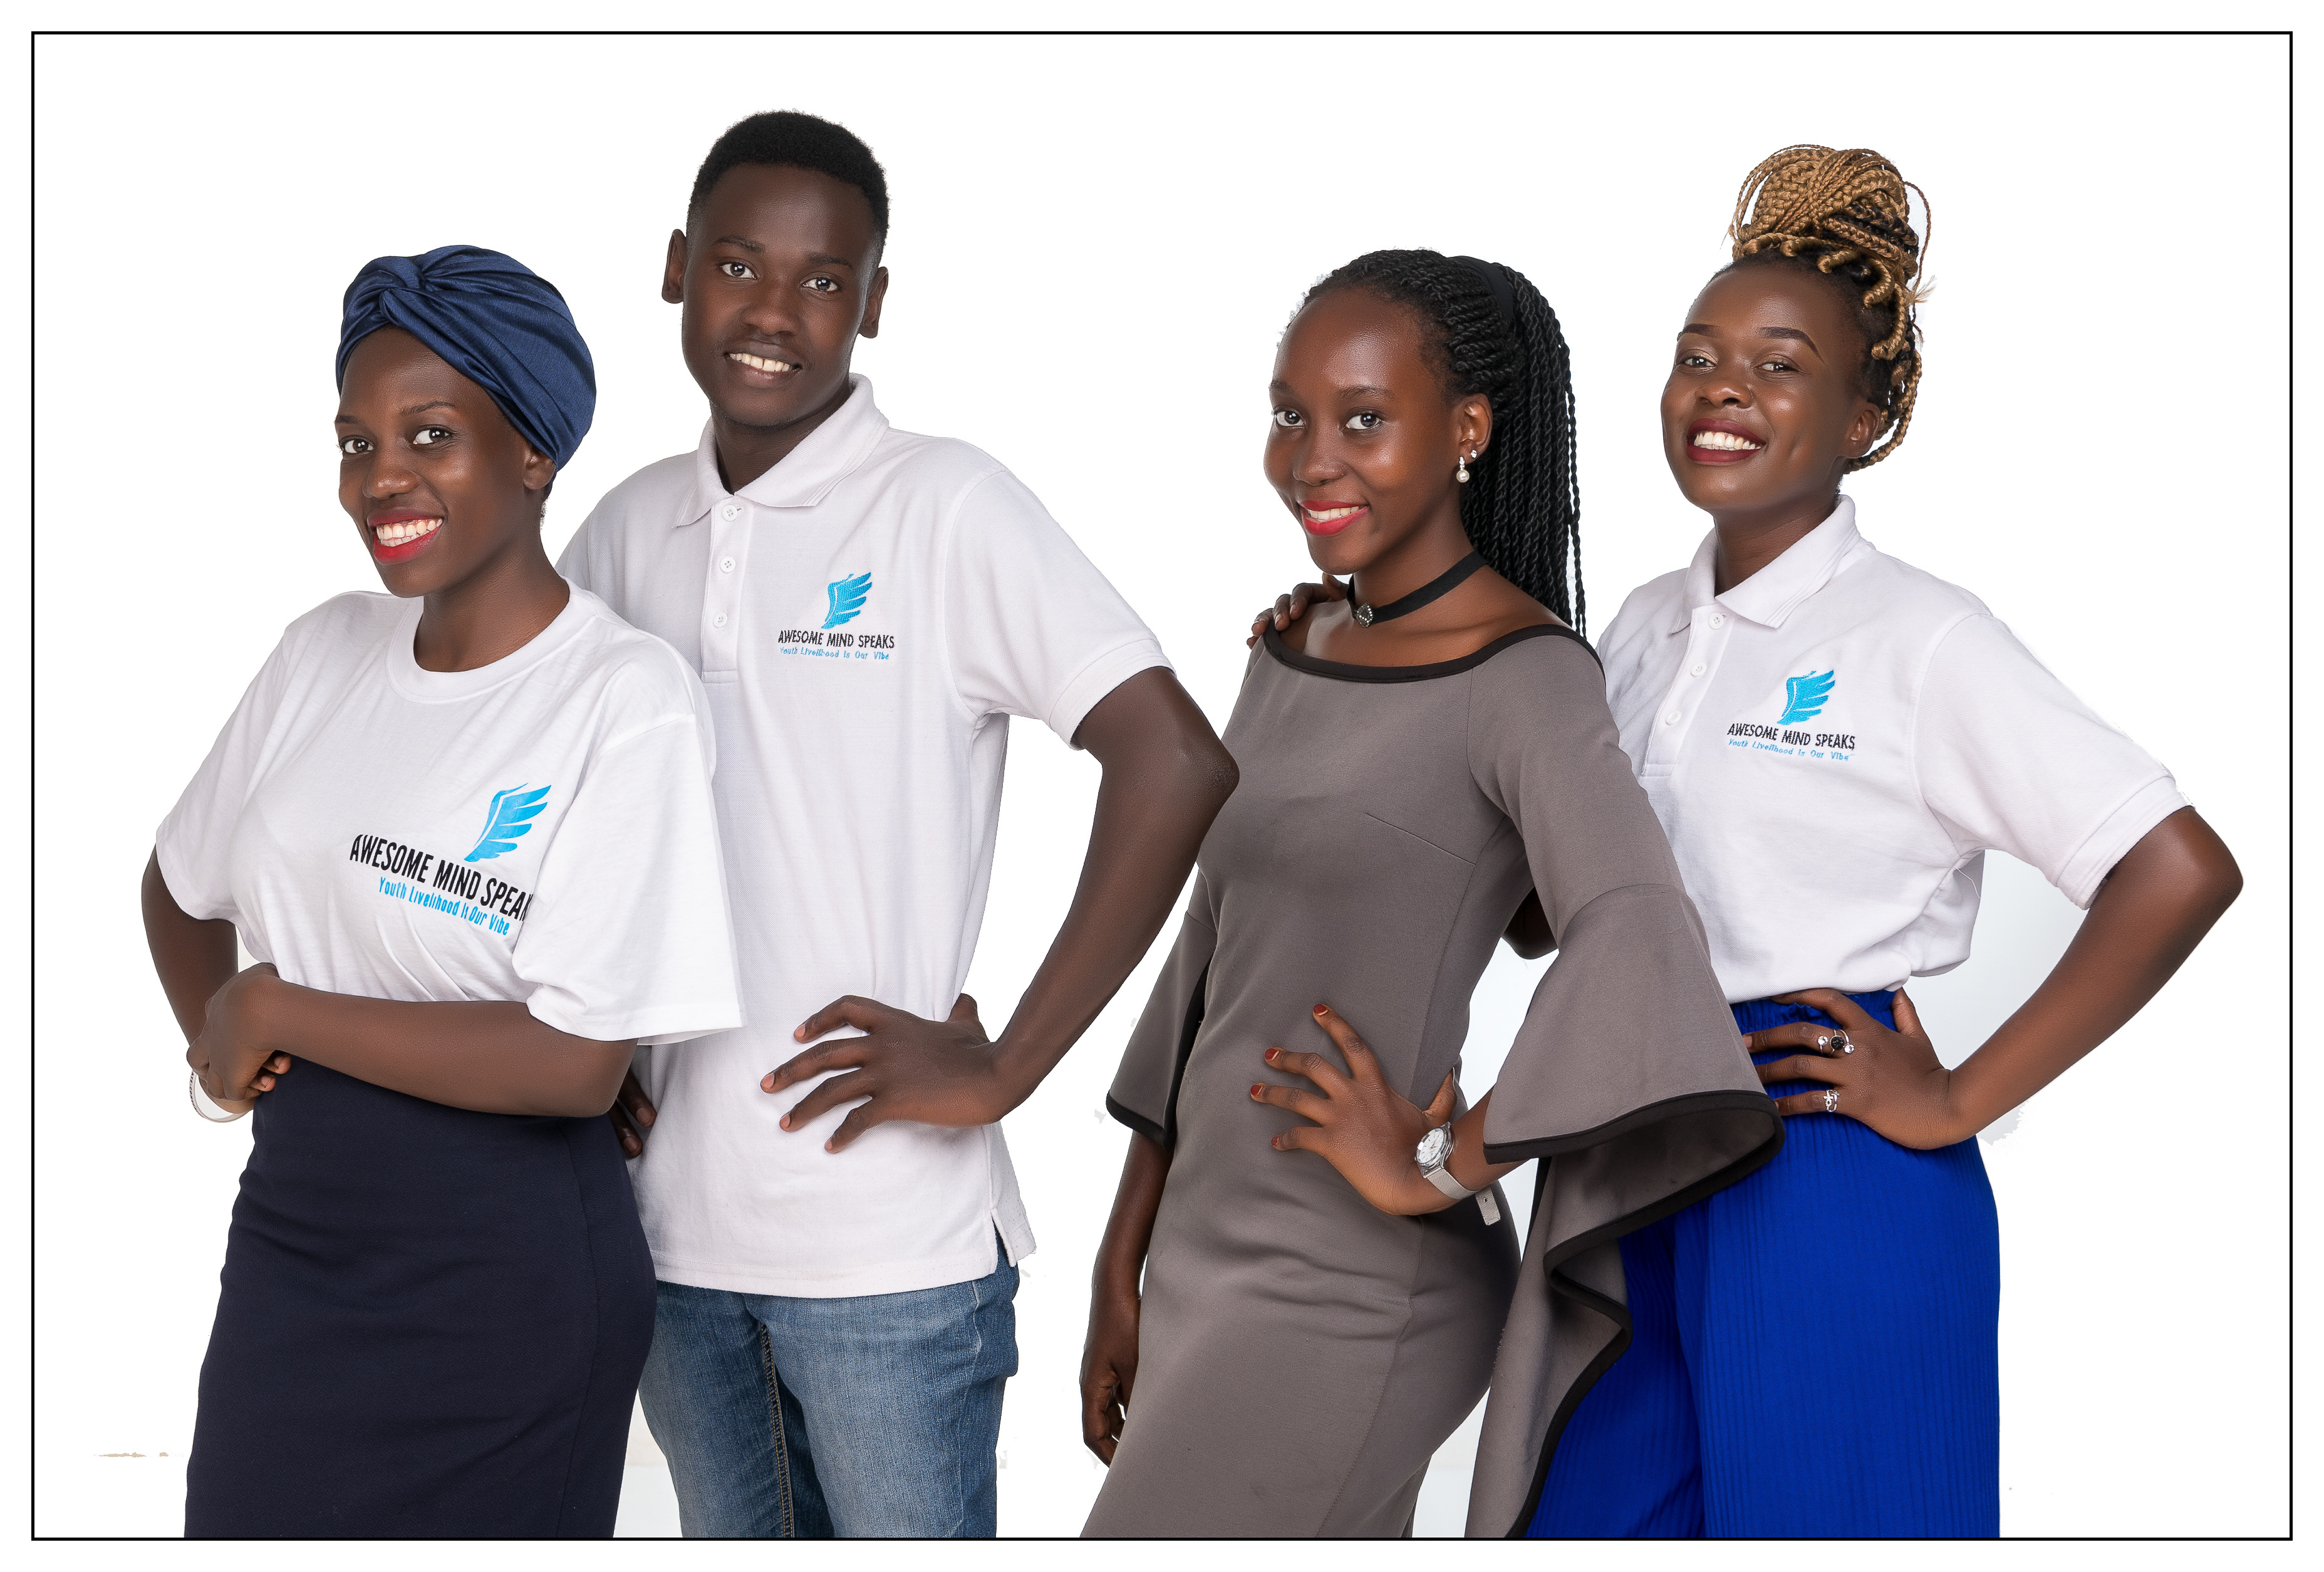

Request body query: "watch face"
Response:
[1416, 1125, 1451, 1169]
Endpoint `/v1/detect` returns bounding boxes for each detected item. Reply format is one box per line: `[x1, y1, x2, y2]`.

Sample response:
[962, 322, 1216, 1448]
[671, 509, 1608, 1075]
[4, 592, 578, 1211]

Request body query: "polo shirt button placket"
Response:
[1651, 608, 1721, 771]
[704, 500, 745, 671]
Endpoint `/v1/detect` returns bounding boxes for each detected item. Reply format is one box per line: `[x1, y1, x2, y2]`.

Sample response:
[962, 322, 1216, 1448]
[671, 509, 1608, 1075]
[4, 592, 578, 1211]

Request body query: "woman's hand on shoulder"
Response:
[1747, 989, 1971, 1149]
[1255, 1005, 1456, 1214]
[186, 963, 293, 1107]
[1245, 577, 1347, 648]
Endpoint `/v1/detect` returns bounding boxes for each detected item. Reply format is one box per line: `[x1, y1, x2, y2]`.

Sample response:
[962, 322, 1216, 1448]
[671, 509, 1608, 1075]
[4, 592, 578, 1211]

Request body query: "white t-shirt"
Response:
[1598, 497, 2186, 1002]
[559, 375, 1170, 1298]
[157, 587, 742, 1046]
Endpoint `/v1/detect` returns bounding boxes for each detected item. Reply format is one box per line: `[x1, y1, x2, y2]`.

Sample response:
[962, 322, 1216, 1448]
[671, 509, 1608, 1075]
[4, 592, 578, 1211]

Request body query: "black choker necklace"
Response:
[1349, 552, 1485, 627]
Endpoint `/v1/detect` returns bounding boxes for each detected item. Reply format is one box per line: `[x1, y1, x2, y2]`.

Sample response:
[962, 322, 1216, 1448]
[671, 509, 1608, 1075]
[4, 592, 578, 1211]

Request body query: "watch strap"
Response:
[1420, 1125, 1476, 1200]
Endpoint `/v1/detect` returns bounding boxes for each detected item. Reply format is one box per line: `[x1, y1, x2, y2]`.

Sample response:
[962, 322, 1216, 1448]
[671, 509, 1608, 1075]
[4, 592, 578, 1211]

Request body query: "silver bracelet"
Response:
[188, 1068, 249, 1123]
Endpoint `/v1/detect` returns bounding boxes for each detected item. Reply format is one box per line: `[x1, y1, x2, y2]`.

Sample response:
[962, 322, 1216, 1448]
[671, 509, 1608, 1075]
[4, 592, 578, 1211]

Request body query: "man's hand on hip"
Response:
[764, 993, 998, 1152]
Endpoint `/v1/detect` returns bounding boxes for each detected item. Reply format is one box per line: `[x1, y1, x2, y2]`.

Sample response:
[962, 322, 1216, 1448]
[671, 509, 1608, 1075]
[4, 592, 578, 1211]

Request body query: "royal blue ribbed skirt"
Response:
[1528, 991, 2000, 1538]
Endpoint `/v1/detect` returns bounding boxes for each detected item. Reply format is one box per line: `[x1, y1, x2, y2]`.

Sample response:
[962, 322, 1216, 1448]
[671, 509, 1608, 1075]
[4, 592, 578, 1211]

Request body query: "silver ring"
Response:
[1830, 1030, 1854, 1055]
[1822, 1088, 1840, 1114]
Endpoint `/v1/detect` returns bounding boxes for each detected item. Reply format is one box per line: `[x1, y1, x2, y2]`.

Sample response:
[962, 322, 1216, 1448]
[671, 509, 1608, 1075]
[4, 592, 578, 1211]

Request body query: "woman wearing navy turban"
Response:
[145, 247, 743, 1536]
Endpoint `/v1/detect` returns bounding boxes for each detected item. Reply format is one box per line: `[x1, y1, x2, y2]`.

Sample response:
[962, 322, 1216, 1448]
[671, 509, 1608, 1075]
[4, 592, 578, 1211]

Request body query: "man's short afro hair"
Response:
[687, 111, 890, 245]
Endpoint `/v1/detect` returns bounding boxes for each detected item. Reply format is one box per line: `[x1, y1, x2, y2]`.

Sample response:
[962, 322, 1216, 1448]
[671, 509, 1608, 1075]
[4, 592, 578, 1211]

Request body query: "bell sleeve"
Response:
[1104, 871, 1218, 1147]
[1460, 631, 1785, 1538]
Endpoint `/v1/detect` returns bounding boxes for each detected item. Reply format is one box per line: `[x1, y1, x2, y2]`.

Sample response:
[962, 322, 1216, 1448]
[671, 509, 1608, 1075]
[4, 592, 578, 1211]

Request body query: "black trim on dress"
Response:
[1103, 1095, 1165, 1145]
[1480, 1087, 1784, 1165]
[1493, 1092, 1787, 1536]
[1101, 962, 1210, 1150]
[1260, 621, 1600, 683]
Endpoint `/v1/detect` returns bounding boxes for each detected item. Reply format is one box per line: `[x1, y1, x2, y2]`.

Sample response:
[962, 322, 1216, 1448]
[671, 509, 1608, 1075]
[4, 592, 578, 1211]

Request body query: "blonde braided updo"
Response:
[1725, 145, 1928, 470]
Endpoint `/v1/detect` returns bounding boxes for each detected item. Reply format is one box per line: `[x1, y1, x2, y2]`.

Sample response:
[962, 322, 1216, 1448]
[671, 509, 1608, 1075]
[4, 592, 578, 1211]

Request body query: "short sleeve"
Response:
[1915, 614, 2186, 909]
[514, 707, 743, 1045]
[942, 467, 1170, 746]
[1105, 873, 1218, 1145]
[154, 629, 302, 923]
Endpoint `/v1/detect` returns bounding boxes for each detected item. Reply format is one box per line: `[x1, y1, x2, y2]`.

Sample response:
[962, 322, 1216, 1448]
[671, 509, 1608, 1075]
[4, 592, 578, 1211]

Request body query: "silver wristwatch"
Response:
[1415, 1123, 1475, 1201]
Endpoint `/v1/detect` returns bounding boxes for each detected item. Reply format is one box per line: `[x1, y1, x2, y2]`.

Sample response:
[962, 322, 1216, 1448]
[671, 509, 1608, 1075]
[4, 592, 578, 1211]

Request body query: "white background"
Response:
[28, 26, 2291, 1543]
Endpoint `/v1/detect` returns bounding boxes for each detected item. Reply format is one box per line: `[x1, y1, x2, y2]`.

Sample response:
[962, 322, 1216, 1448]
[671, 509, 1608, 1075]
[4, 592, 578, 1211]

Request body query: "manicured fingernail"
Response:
[1313, 1005, 1328, 1017]
[1251, 1084, 1265, 1097]
[1271, 1135, 1283, 1149]
[779, 1115, 791, 1129]
[1265, 1047, 1279, 1062]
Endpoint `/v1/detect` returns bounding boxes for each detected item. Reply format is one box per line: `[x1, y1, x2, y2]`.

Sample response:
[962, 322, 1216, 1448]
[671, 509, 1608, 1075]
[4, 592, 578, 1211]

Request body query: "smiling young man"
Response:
[556, 111, 1236, 1539]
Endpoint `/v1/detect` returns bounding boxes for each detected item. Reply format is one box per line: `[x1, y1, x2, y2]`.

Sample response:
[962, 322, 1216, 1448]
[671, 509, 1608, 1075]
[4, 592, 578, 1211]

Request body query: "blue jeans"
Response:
[637, 1248, 1019, 1538]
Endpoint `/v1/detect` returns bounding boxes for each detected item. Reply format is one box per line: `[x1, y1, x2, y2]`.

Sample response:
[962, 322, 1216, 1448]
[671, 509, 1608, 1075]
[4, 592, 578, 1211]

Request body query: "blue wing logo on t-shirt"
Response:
[465, 783, 552, 863]
[821, 572, 873, 630]
[1777, 670, 1837, 726]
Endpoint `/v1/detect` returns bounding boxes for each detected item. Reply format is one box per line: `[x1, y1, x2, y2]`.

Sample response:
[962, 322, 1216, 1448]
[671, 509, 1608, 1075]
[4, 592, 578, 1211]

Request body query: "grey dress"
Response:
[1085, 624, 1782, 1539]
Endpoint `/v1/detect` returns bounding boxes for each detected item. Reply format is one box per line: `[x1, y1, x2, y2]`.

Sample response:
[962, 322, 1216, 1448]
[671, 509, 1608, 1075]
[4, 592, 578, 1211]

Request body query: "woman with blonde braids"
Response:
[1253, 147, 2241, 1536]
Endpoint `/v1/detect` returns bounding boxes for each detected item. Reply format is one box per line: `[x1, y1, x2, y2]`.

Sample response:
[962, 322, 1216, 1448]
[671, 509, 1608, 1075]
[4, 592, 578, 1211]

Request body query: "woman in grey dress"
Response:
[1079, 251, 1782, 1538]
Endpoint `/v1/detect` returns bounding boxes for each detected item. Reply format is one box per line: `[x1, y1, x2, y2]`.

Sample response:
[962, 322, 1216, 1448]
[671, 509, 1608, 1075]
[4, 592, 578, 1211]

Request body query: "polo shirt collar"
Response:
[678, 373, 891, 527]
[1673, 494, 1862, 632]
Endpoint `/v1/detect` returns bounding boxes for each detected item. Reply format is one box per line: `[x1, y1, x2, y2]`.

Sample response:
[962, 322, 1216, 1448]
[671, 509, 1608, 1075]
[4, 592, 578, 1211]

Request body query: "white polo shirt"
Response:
[1597, 496, 2186, 1003]
[558, 375, 1170, 1298]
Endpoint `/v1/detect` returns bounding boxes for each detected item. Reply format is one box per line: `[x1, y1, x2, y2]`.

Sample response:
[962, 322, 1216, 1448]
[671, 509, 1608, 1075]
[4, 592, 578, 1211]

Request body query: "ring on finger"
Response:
[1829, 1030, 1853, 1054]
[1822, 1088, 1840, 1114]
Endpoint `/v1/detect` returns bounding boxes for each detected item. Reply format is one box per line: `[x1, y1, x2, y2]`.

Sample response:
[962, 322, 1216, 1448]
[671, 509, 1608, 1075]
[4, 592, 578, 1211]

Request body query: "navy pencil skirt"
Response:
[1529, 991, 2001, 1538]
[184, 1059, 655, 1539]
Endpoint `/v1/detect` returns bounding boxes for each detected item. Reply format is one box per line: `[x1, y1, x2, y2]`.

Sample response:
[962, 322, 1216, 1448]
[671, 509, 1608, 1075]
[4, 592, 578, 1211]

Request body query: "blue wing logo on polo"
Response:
[821, 571, 873, 629]
[466, 783, 552, 862]
[777, 569, 899, 662]
[1777, 670, 1836, 725]
[1726, 669, 1857, 760]
[346, 785, 547, 939]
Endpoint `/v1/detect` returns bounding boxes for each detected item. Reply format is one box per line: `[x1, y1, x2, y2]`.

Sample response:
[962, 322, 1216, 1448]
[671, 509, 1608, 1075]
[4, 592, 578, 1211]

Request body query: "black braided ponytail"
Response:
[1306, 250, 1585, 633]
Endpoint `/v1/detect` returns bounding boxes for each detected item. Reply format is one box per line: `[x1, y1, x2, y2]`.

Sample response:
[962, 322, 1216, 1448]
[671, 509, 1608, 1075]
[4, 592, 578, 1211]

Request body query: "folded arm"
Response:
[145, 849, 634, 1120]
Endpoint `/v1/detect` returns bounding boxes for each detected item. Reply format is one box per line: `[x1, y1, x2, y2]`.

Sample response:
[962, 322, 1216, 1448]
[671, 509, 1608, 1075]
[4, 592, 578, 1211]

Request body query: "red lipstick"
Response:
[366, 510, 444, 564]
[1299, 500, 1370, 536]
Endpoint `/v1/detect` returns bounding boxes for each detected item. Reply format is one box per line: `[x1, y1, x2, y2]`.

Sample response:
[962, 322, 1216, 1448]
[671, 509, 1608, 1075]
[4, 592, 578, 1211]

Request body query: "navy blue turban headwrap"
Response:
[336, 244, 596, 470]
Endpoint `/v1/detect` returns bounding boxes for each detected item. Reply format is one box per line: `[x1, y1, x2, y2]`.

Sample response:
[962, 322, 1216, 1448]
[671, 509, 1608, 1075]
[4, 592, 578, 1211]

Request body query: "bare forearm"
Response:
[1947, 808, 2239, 1133]
[1096, 1131, 1172, 1291]
[252, 981, 635, 1118]
[993, 672, 1237, 1099]
[1445, 1092, 1524, 1195]
[142, 850, 236, 1043]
